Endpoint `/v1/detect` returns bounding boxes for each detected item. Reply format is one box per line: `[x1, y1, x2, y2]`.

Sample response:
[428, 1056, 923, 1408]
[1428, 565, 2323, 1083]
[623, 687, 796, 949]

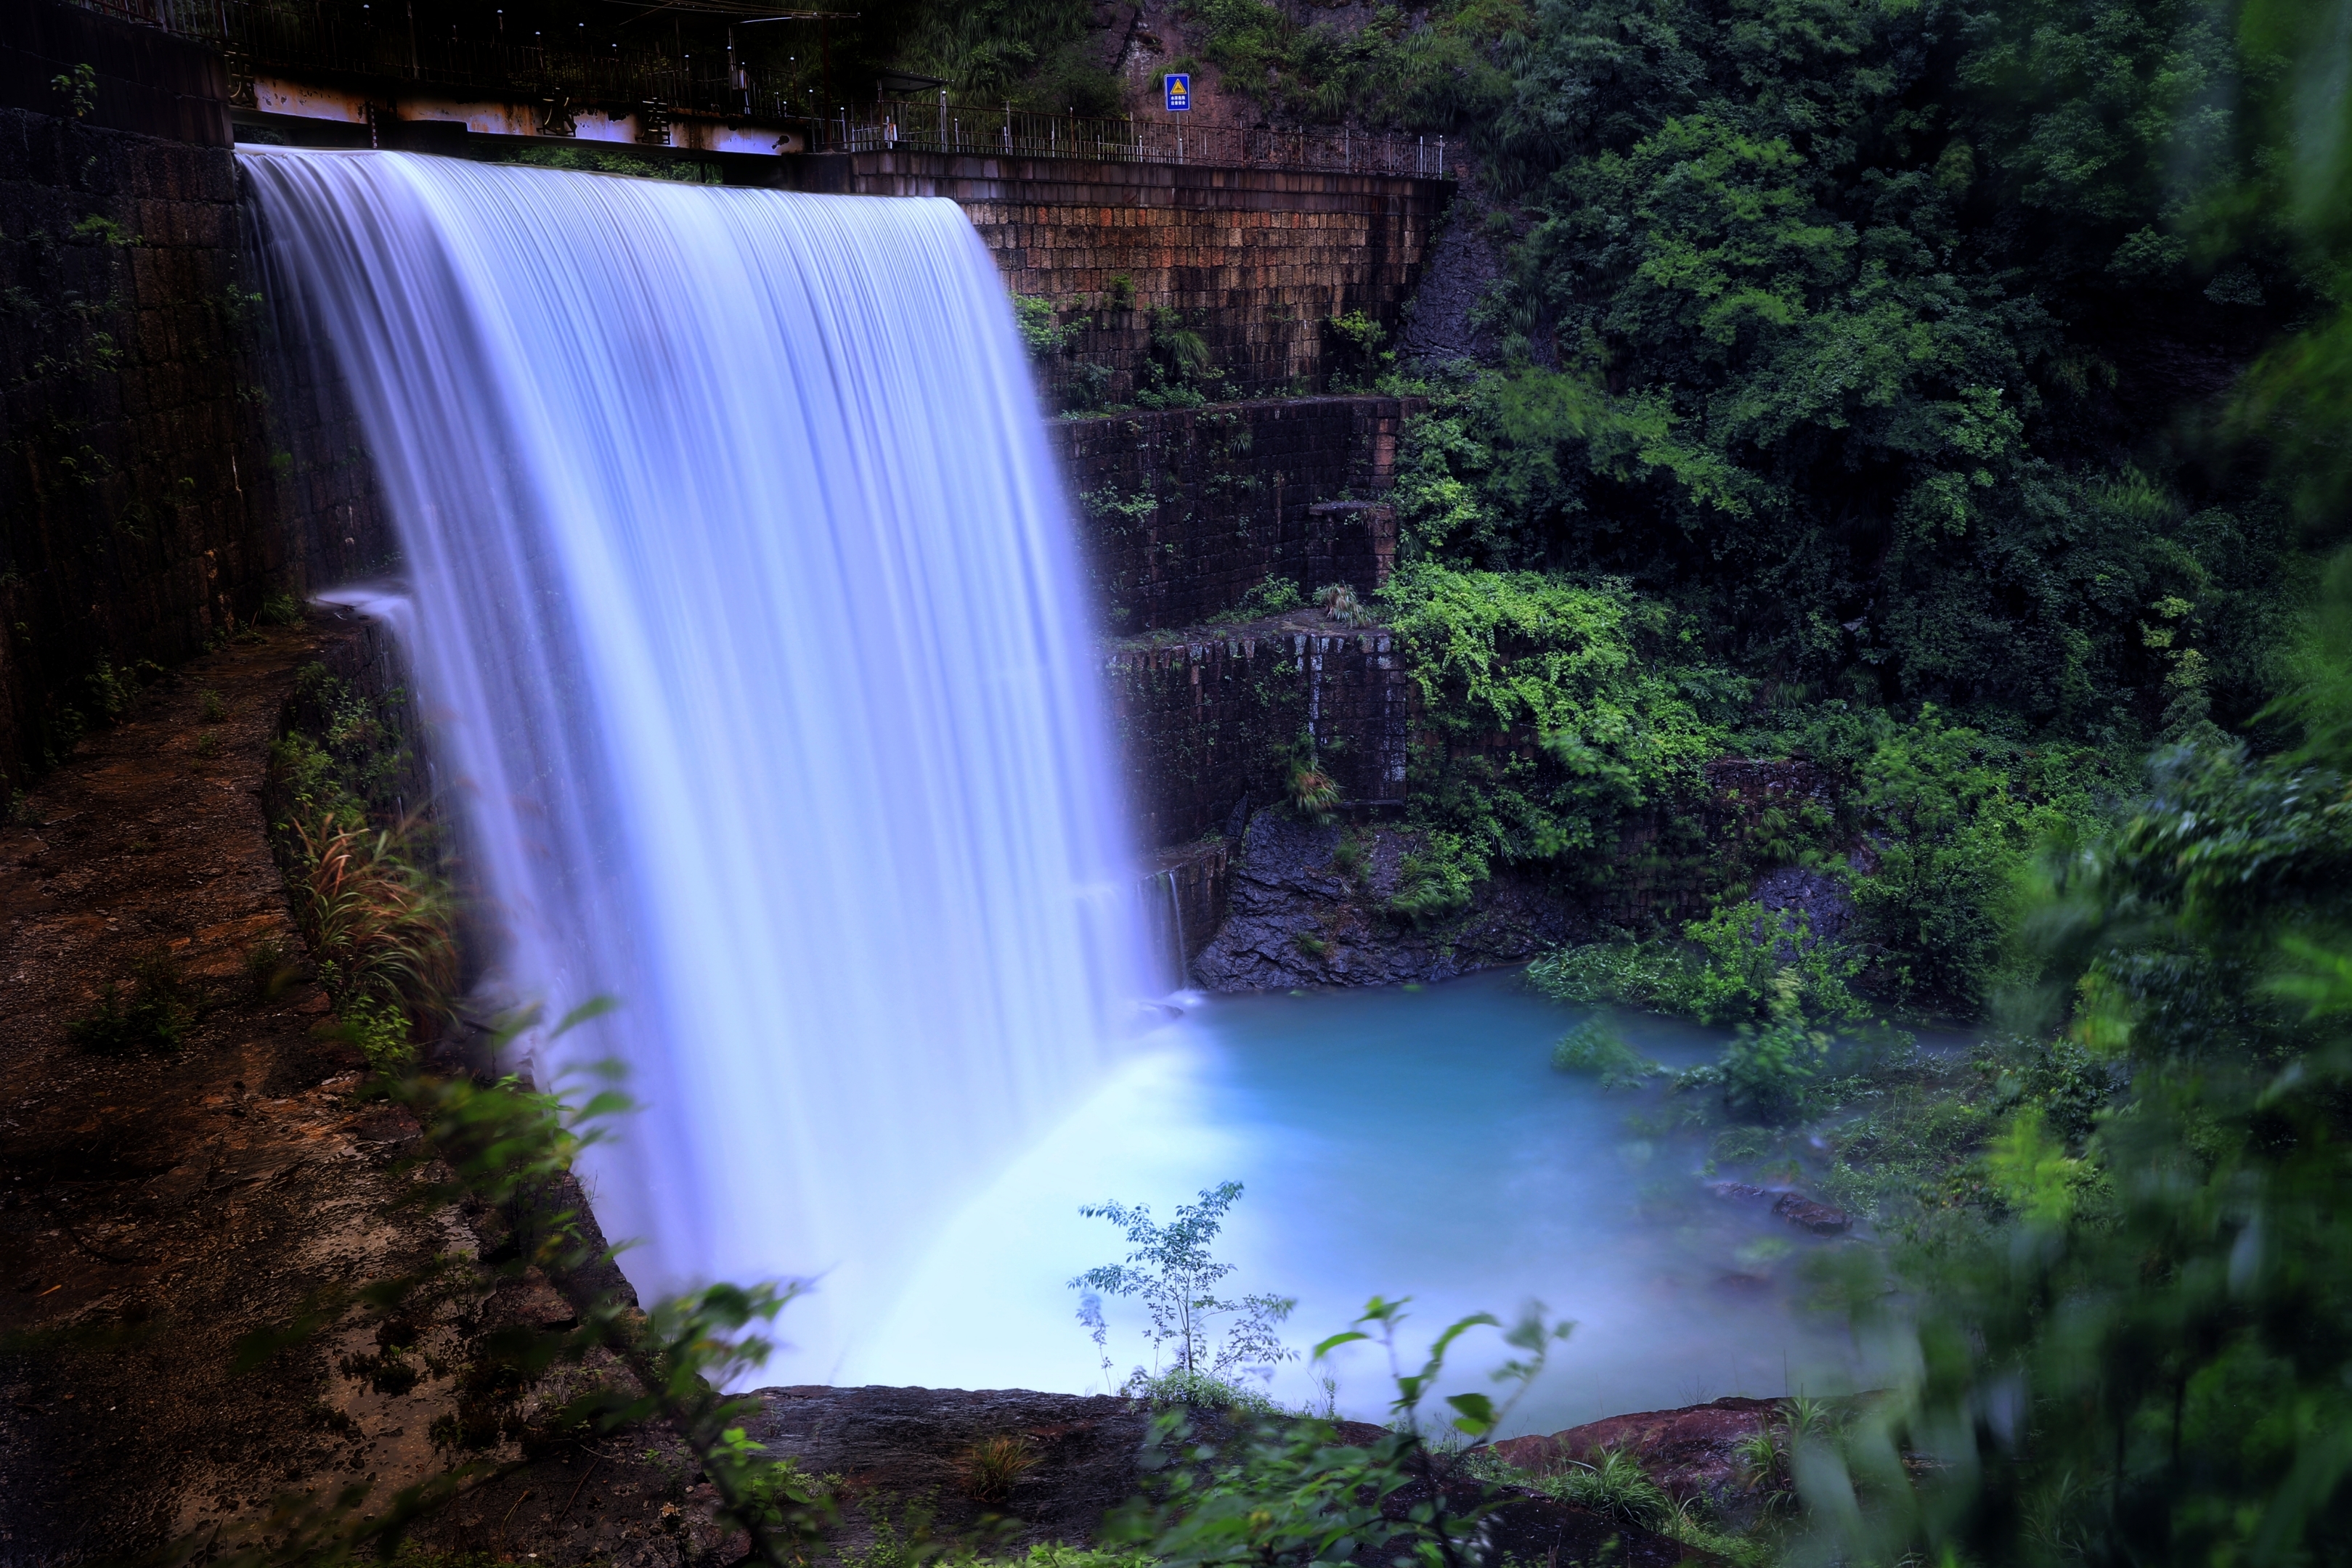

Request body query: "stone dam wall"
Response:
[1052, 394, 1412, 634]
[790, 150, 1450, 406]
[0, 0, 391, 801]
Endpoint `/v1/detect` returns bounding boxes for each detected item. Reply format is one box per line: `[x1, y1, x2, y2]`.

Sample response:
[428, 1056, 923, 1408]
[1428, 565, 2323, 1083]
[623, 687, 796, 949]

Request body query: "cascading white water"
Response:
[243, 150, 1151, 1376]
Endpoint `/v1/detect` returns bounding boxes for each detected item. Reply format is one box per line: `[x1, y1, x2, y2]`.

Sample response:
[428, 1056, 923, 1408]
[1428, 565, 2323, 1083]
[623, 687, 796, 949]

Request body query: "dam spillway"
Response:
[242, 148, 1151, 1375]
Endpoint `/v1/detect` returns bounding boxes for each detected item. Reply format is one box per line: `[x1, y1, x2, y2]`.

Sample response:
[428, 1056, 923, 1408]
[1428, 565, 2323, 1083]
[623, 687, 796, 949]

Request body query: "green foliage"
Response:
[1072, 1181, 1297, 1395]
[1135, 309, 1221, 409]
[1548, 1016, 1658, 1089]
[1103, 1295, 1574, 1568]
[1011, 294, 1074, 359]
[959, 1434, 1039, 1508]
[277, 662, 418, 826]
[1205, 575, 1303, 625]
[1286, 755, 1340, 825]
[507, 144, 720, 183]
[1081, 484, 1158, 531]
[1681, 904, 1868, 1025]
[67, 950, 195, 1054]
[891, 0, 1121, 113]
[1364, 0, 2305, 755]
[1324, 309, 1389, 391]
[69, 213, 131, 248]
[335, 992, 417, 1073]
[51, 62, 96, 119]
[1388, 829, 1484, 925]
[1716, 971, 1831, 1122]
[1182, 0, 1520, 132]
[1804, 553, 2352, 1565]
[1064, 361, 1115, 412]
[1378, 564, 1742, 902]
[1530, 1445, 1676, 1532]
[1837, 706, 2120, 1012]
[1529, 905, 1865, 1028]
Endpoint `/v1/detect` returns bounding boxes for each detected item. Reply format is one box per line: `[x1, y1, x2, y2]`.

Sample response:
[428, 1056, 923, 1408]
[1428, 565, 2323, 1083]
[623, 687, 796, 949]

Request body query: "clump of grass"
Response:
[1537, 1445, 1677, 1531]
[1330, 830, 1368, 881]
[1550, 1017, 1659, 1090]
[1288, 760, 1340, 823]
[192, 730, 219, 758]
[293, 809, 458, 1034]
[1314, 581, 1372, 626]
[68, 951, 196, 1053]
[1293, 930, 1332, 960]
[198, 688, 226, 722]
[961, 1434, 1039, 1507]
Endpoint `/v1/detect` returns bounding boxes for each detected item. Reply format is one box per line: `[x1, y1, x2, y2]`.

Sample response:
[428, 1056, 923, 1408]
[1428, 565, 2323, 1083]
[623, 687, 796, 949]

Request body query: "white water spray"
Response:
[243, 150, 1150, 1376]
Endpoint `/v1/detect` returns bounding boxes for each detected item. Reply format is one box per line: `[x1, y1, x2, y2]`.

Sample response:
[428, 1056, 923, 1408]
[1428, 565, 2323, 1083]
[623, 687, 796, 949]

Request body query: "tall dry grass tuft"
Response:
[293, 809, 460, 1031]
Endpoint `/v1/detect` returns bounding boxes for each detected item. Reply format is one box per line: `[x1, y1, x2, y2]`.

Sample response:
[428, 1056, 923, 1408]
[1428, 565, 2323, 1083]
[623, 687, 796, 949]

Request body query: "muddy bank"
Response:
[0, 621, 449, 1557]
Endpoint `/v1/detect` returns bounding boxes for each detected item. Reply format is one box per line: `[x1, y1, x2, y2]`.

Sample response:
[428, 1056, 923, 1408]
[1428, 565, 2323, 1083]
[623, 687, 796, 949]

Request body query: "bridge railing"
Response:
[62, 0, 1452, 178]
[841, 99, 1449, 178]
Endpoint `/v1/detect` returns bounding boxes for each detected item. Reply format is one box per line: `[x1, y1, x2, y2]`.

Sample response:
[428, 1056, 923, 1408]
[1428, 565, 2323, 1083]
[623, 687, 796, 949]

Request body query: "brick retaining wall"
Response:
[792, 150, 1450, 404]
[0, 0, 391, 799]
[1054, 395, 1413, 634]
[1110, 623, 1414, 849]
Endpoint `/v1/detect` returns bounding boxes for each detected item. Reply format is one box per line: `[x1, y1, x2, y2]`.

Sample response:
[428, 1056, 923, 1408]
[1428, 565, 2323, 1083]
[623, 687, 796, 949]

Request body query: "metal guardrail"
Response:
[62, 0, 1452, 176]
[843, 97, 1446, 177]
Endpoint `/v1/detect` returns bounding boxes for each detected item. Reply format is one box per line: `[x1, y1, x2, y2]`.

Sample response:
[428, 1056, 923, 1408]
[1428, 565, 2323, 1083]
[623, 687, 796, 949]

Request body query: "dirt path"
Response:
[0, 621, 471, 1560]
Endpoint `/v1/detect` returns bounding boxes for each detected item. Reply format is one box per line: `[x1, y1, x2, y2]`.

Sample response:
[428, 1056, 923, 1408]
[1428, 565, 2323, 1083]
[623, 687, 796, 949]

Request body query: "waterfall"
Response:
[243, 150, 1150, 1377]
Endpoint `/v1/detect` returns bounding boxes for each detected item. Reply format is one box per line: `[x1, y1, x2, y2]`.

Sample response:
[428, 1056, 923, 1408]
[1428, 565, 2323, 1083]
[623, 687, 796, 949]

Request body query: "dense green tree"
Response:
[1375, 0, 2308, 743]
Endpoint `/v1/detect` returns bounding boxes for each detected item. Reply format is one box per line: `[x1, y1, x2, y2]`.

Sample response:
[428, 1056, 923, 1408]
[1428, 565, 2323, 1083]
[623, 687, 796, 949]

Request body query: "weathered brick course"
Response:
[796, 150, 1449, 402]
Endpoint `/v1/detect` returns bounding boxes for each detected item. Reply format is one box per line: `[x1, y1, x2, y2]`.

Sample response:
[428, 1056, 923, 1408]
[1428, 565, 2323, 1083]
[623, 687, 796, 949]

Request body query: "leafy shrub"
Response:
[1531, 901, 1871, 1028]
[1208, 576, 1303, 624]
[1387, 829, 1484, 923]
[1104, 1296, 1576, 1568]
[1135, 307, 1218, 408]
[1323, 309, 1388, 390]
[68, 952, 195, 1053]
[1065, 361, 1114, 411]
[1378, 565, 1742, 902]
[1011, 294, 1074, 359]
[1071, 1180, 1297, 1394]
[1717, 972, 1831, 1122]
[335, 992, 417, 1073]
[1678, 902, 1870, 1025]
[1314, 581, 1371, 626]
[1840, 708, 2119, 1012]
[1549, 1017, 1659, 1088]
